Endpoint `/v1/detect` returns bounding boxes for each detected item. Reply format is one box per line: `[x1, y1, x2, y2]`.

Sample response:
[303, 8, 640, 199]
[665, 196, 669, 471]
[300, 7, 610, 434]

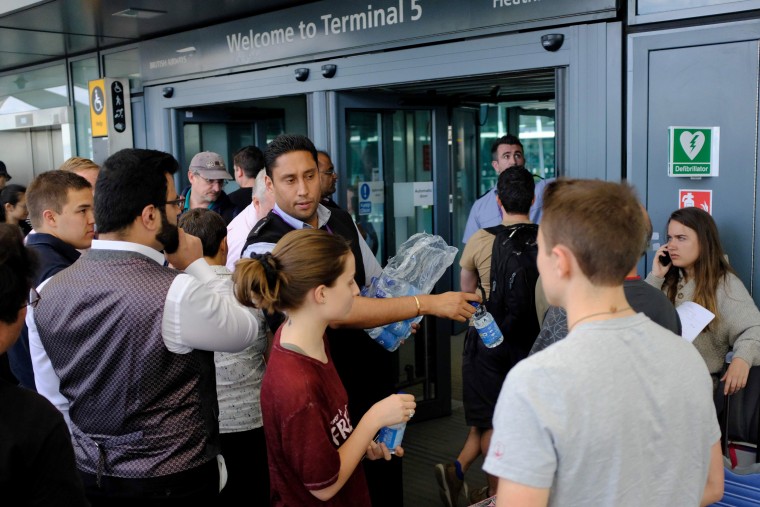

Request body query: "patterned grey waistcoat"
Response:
[35, 249, 220, 480]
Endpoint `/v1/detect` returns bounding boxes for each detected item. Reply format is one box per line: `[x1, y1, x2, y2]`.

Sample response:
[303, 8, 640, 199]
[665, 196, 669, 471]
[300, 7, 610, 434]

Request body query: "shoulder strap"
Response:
[473, 225, 504, 299]
[499, 223, 538, 249]
[484, 224, 507, 236]
[241, 211, 294, 258]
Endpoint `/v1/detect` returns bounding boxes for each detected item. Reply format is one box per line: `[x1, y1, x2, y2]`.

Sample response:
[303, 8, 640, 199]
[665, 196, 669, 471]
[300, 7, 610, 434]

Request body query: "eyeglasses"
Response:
[193, 173, 224, 186]
[23, 287, 41, 309]
[165, 196, 186, 208]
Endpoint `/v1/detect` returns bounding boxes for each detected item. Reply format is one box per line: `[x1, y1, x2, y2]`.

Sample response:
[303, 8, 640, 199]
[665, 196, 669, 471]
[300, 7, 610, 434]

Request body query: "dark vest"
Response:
[321, 196, 341, 209]
[35, 249, 220, 480]
[9, 233, 82, 390]
[243, 209, 366, 287]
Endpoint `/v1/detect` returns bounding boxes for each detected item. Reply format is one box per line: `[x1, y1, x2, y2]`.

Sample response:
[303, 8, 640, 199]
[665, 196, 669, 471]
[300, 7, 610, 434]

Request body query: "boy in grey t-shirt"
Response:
[483, 179, 724, 507]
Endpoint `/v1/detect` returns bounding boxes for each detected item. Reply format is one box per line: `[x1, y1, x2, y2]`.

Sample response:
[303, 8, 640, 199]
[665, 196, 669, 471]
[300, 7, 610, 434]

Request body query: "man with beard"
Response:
[27, 148, 260, 505]
[317, 150, 339, 208]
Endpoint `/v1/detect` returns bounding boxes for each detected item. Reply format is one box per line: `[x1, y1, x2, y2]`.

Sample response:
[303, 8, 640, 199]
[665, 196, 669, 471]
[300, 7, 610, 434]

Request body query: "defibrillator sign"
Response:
[668, 127, 719, 177]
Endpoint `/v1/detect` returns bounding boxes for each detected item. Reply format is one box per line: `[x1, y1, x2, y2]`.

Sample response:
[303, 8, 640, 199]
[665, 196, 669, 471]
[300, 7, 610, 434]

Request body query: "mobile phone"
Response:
[659, 251, 671, 266]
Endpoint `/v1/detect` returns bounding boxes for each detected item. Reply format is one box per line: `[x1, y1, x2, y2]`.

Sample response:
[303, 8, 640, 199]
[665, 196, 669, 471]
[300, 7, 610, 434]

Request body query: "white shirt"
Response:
[226, 202, 259, 272]
[28, 239, 260, 427]
[208, 265, 268, 433]
[241, 203, 382, 284]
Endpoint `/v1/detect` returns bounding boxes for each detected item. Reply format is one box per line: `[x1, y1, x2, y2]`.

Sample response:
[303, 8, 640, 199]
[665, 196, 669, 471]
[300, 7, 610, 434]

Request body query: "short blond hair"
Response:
[59, 157, 99, 174]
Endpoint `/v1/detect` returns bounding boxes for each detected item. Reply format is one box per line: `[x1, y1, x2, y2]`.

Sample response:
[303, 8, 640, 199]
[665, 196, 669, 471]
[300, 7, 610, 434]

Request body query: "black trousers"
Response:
[80, 457, 219, 506]
[219, 426, 269, 506]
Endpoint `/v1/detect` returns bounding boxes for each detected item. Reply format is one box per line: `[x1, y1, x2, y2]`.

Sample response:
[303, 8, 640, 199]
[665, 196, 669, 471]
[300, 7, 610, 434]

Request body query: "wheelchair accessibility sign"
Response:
[89, 79, 107, 137]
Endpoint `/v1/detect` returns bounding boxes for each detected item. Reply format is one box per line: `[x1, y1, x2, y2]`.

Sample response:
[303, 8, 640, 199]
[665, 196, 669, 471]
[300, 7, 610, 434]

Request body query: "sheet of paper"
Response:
[676, 301, 715, 343]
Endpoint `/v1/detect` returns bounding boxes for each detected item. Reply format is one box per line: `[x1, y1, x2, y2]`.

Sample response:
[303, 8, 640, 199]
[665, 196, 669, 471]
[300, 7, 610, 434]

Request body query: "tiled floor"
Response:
[403, 403, 487, 507]
[402, 331, 488, 507]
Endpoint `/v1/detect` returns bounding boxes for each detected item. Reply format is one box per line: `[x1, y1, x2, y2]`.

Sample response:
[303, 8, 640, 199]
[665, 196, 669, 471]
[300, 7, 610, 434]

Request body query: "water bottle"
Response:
[366, 274, 420, 351]
[377, 422, 406, 454]
[373, 328, 404, 352]
[375, 274, 415, 299]
[385, 318, 412, 338]
[377, 391, 408, 454]
[471, 302, 503, 348]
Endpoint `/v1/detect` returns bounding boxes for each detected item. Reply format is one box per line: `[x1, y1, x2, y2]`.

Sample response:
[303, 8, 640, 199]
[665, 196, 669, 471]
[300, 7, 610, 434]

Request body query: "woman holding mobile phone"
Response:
[233, 228, 415, 506]
[647, 207, 760, 395]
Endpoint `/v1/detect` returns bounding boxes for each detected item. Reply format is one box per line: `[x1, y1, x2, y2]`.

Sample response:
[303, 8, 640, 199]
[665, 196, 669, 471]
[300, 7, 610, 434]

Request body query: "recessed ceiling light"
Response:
[112, 8, 166, 19]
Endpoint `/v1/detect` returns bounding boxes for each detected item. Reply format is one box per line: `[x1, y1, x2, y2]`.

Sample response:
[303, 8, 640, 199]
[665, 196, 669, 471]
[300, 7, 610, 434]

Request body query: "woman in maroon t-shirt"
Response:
[234, 229, 416, 506]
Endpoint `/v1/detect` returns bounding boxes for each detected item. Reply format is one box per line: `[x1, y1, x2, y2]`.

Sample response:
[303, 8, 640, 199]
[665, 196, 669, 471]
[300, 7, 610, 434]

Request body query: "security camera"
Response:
[162, 87, 174, 98]
[321, 64, 337, 79]
[294, 68, 310, 82]
[541, 34, 564, 52]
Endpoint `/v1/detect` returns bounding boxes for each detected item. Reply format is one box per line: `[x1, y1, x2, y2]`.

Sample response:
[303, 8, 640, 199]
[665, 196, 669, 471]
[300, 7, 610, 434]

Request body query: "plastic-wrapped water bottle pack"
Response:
[363, 233, 458, 352]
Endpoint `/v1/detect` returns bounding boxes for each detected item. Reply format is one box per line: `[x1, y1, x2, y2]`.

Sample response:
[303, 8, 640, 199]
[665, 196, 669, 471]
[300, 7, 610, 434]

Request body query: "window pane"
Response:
[0, 63, 67, 114]
[71, 58, 98, 159]
[479, 100, 556, 195]
[103, 49, 142, 91]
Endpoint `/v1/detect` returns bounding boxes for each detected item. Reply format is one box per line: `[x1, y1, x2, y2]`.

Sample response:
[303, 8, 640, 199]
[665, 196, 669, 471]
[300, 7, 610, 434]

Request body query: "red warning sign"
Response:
[679, 189, 712, 215]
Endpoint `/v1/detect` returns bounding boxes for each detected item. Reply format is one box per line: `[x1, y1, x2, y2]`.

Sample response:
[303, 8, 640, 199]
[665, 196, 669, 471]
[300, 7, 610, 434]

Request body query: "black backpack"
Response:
[480, 223, 540, 356]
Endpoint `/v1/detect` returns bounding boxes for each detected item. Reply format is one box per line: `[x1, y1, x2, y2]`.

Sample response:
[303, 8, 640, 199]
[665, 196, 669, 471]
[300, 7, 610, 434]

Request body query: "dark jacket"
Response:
[8, 233, 81, 390]
[227, 186, 253, 218]
[180, 187, 236, 224]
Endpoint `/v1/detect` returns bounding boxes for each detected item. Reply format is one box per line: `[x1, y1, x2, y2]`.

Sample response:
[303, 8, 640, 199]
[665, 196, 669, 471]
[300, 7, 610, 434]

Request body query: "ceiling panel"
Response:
[0, 0, 318, 73]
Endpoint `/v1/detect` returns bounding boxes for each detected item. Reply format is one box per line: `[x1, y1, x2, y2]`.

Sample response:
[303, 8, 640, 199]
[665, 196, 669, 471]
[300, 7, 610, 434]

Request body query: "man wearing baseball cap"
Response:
[0, 161, 11, 190]
[181, 151, 235, 224]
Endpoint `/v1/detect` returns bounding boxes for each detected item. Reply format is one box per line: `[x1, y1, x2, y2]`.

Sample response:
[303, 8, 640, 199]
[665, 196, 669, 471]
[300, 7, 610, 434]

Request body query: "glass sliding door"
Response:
[338, 92, 457, 420]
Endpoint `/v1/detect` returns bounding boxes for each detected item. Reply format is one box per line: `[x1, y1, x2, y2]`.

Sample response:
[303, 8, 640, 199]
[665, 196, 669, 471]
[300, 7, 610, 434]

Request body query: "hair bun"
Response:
[250, 252, 279, 289]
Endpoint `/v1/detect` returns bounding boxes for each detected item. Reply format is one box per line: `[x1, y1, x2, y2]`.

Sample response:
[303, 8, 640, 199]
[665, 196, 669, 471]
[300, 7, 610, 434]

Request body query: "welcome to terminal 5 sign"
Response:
[141, 0, 617, 81]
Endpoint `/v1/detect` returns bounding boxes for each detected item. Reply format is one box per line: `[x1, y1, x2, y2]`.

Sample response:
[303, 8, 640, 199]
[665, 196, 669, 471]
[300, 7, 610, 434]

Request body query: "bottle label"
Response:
[386, 319, 411, 337]
[478, 322, 504, 348]
[377, 423, 406, 452]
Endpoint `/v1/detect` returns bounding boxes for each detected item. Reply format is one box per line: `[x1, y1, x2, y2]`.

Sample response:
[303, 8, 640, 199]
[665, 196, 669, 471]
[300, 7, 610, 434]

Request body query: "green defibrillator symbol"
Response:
[668, 127, 719, 177]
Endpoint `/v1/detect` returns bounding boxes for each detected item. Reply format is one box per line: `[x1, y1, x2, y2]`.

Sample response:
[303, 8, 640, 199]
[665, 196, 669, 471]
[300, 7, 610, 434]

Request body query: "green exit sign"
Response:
[668, 127, 720, 177]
